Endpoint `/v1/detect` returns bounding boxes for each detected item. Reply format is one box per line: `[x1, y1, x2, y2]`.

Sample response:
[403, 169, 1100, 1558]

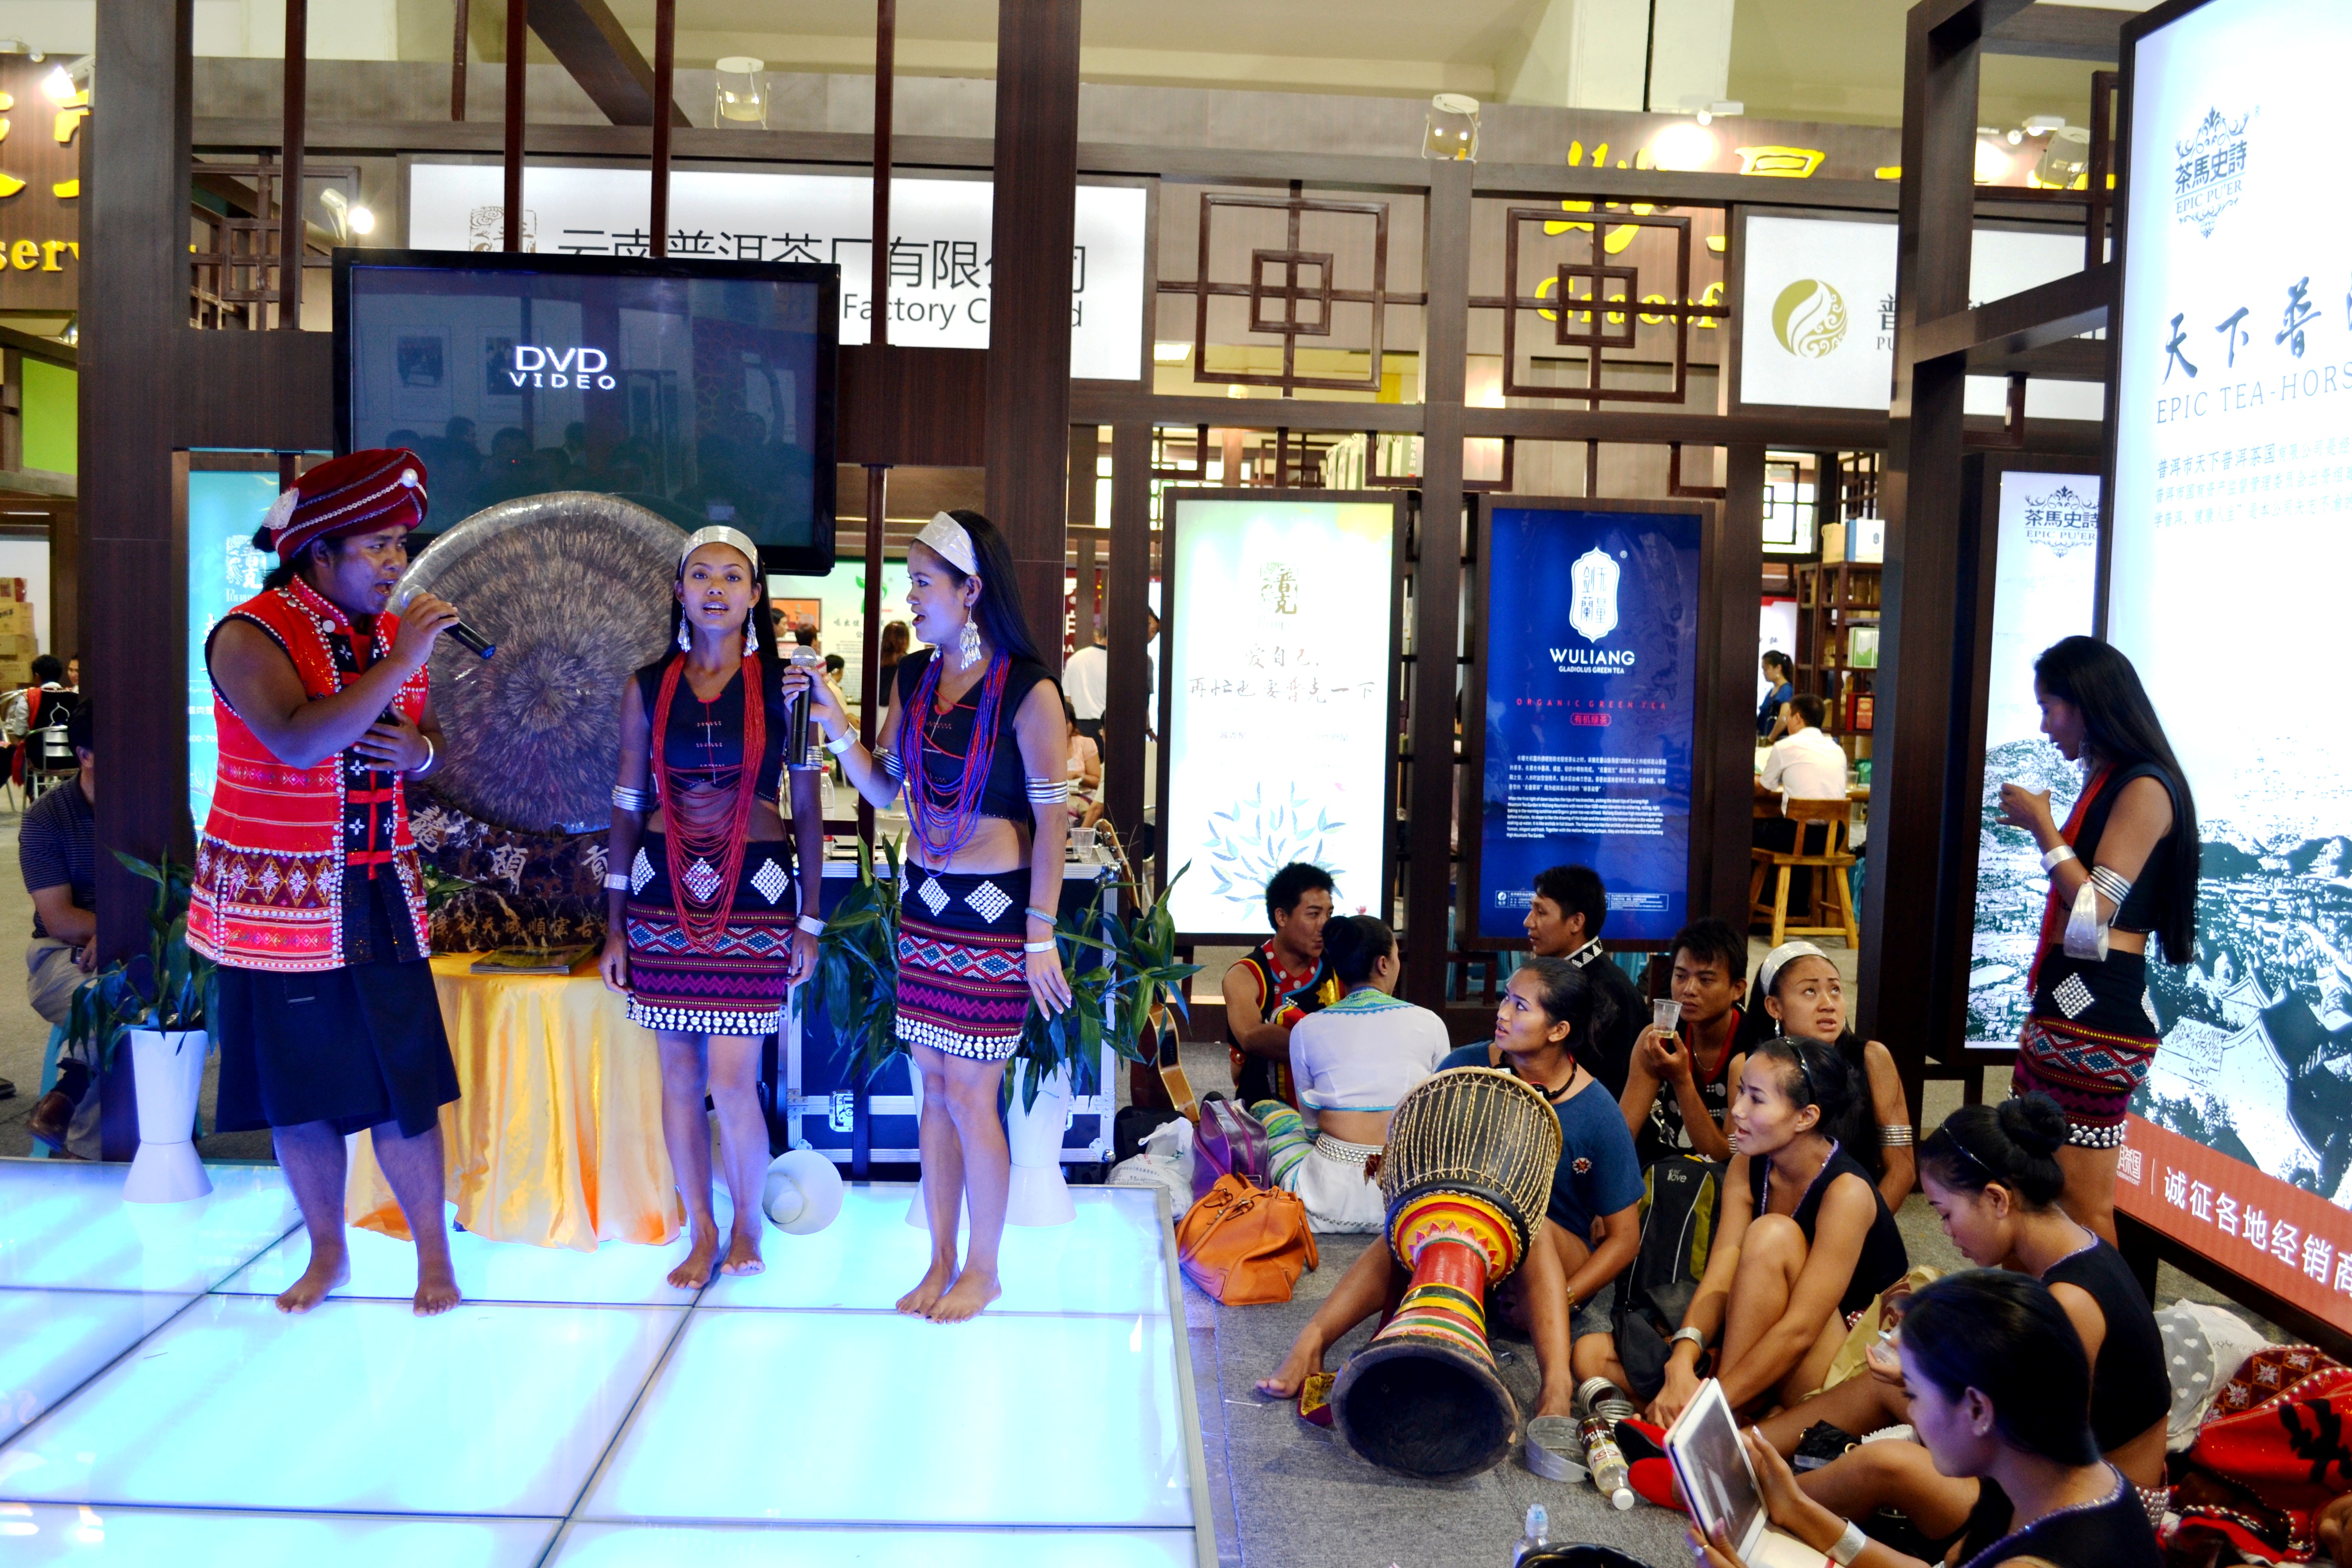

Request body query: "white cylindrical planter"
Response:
[1003, 1063, 1075, 1228]
[122, 1028, 211, 1204]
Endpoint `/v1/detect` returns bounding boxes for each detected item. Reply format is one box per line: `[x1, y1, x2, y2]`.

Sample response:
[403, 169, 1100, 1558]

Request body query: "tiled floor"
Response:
[0, 1158, 1210, 1564]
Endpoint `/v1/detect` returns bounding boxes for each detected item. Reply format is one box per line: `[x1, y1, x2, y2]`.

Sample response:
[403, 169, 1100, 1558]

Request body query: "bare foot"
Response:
[926, 1266, 1001, 1324]
[275, 1246, 350, 1314]
[896, 1255, 957, 1316]
[668, 1225, 722, 1290]
[1254, 1330, 1327, 1399]
[1534, 1381, 1578, 1420]
[412, 1256, 462, 1316]
[719, 1226, 765, 1277]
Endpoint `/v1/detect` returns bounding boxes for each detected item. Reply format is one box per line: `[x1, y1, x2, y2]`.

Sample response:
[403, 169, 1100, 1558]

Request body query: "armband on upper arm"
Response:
[2064, 866, 2134, 960]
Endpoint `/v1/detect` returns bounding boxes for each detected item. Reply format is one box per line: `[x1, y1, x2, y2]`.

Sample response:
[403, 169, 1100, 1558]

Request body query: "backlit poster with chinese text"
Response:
[1967, 473, 2098, 1048]
[1161, 496, 1395, 937]
[1476, 505, 1701, 947]
[2109, 0, 2352, 1329]
[186, 470, 277, 828]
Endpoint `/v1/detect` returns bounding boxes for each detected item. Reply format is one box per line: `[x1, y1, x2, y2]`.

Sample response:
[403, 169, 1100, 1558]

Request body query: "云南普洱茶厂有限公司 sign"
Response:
[1476, 506, 1701, 946]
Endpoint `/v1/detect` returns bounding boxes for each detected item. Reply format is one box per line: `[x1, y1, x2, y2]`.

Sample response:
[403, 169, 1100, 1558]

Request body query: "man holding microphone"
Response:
[189, 448, 465, 1317]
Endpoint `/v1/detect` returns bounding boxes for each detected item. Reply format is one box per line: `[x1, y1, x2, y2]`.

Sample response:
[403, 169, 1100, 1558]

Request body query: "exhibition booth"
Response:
[3, 0, 2348, 1562]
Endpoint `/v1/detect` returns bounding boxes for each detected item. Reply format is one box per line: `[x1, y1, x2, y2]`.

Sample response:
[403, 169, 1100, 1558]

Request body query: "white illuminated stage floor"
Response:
[0, 1159, 1211, 1565]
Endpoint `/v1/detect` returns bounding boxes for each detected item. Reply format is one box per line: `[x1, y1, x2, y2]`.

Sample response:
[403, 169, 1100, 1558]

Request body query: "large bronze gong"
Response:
[398, 492, 686, 834]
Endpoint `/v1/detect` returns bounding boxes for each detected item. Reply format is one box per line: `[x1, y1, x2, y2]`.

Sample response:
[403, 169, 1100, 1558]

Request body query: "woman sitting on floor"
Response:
[1693, 1270, 2161, 1568]
[1735, 942, 1917, 1212]
[1251, 915, 1448, 1233]
[1255, 959, 1643, 1425]
[1756, 1094, 2171, 1534]
[1633, 1036, 1909, 1427]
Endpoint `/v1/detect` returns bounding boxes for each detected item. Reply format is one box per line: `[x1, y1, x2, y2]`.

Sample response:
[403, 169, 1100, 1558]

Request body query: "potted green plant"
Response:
[65, 851, 217, 1204]
[1003, 865, 1200, 1225]
[814, 833, 905, 1086]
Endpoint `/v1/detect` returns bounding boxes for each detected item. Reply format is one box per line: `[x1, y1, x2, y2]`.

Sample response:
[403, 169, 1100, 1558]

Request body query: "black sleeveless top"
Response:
[1749, 1142, 1909, 1319]
[894, 648, 1058, 823]
[2071, 761, 2184, 940]
[1957, 1468, 2161, 1568]
[633, 656, 791, 804]
[2044, 1237, 2169, 1452]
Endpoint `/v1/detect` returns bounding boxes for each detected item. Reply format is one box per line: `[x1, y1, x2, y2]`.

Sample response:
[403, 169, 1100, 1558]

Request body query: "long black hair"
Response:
[919, 509, 1045, 666]
[2033, 635, 2200, 962]
[1322, 915, 1396, 988]
[1900, 1270, 2100, 1466]
[1919, 1095, 2068, 1209]
[1746, 1035, 1865, 1153]
[1514, 957, 1596, 1047]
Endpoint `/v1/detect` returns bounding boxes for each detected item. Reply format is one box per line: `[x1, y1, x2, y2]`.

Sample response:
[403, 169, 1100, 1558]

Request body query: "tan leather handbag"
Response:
[1176, 1173, 1317, 1305]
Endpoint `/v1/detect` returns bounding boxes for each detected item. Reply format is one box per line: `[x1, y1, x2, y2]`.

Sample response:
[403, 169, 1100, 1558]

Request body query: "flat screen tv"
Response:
[335, 249, 837, 572]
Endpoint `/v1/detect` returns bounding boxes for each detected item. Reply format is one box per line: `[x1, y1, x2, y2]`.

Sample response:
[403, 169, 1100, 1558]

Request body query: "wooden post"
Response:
[503, 0, 527, 252]
[649, 0, 673, 256]
[984, 0, 1081, 670]
[278, 0, 306, 328]
[858, 464, 887, 846]
[85, 0, 194, 1156]
[1710, 445, 1768, 921]
[872, 0, 894, 347]
[1104, 423, 1152, 845]
[451, 0, 470, 120]
[1403, 160, 1470, 1011]
[1857, 1, 1981, 1104]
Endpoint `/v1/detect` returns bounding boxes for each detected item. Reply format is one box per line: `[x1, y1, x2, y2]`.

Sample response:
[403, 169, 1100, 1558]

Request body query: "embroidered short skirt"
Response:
[624, 832, 800, 1036]
[894, 866, 1031, 1062]
[2014, 946, 2159, 1147]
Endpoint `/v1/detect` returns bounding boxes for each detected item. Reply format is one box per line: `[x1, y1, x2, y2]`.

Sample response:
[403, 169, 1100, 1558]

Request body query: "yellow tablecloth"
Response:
[346, 954, 683, 1251]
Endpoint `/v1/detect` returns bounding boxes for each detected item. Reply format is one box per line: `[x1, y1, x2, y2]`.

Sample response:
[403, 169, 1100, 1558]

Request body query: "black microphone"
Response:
[395, 586, 496, 660]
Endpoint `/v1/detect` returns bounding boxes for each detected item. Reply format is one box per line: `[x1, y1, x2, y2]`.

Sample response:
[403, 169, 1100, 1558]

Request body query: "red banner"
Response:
[2117, 1113, 2352, 1333]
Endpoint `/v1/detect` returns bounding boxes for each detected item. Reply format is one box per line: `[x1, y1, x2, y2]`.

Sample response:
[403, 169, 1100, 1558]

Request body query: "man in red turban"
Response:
[189, 448, 467, 1315]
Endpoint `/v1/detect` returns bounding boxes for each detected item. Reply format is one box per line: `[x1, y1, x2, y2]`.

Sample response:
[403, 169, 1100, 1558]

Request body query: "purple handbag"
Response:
[1193, 1097, 1270, 1200]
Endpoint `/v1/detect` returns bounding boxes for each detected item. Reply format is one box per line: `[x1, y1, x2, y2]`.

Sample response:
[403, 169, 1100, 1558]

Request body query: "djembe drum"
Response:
[1329, 1066, 1562, 1479]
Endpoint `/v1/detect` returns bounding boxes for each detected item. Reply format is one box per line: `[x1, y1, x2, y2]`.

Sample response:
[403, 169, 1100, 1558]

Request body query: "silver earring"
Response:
[676, 618, 691, 653]
[743, 617, 760, 656]
[958, 615, 983, 670]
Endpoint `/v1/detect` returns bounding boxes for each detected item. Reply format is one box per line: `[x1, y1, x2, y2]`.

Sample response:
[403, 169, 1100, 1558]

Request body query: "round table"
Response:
[345, 953, 684, 1251]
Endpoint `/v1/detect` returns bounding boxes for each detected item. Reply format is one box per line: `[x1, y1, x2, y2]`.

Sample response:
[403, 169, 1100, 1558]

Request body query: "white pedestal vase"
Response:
[122, 1028, 211, 1204]
[1003, 1063, 1075, 1228]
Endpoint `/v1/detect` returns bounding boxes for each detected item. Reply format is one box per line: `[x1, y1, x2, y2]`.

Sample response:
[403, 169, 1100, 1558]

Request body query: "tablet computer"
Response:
[1663, 1378, 1829, 1568]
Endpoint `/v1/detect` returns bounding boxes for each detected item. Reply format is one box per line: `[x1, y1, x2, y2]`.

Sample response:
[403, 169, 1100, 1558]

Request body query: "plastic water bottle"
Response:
[1581, 1414, 1635, 1510]
[1512, 1503, 1550, 1565]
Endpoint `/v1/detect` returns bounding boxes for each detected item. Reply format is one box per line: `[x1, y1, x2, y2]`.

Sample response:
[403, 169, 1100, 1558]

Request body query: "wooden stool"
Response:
[1749, 796, 1860, 947]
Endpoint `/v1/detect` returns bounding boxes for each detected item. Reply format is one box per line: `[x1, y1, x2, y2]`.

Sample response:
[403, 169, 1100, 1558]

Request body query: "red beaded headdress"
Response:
[255, 448, 429, 559]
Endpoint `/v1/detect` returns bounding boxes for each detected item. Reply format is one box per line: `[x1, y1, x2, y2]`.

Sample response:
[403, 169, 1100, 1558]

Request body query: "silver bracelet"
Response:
[2039, 844, 2077, 873]
[411, 734, 436, 776]
[2089, 865, 2133, 906]
[1829, 1520, 1869, 1566]
[1025, 905, 1057, 926]
[824, 730, 856, 756]
[602, 872, 630, 891]
[880, 751, 904, 781]
[1024, 775, 1070, 803]
[1669, 1325, 1708, 1353]
[1022, 938, 1056, 954]
[1878, 1122, 1916, 1147]
[796, 913, 825, 936]
[611, 783, 654, 812]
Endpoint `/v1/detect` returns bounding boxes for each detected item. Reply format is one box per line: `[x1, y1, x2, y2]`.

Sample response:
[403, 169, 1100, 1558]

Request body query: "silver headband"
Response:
[1758, 940, 1827, 997]
[913, 511, 978, 576]
[680, 525, 761, 571]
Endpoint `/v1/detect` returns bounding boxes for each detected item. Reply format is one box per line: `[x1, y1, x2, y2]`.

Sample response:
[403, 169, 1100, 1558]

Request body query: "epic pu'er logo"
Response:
[2173, 106, 2252, 237]
[1772, 279, 1848, 359]
[1568, 547, 1620, 643]
[2021, 485, 2098, 557]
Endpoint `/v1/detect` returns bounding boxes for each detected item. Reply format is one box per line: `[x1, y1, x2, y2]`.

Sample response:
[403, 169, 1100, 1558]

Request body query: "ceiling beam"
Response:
[528, 0, 689, 128]
[1982, 4, 2126, 61]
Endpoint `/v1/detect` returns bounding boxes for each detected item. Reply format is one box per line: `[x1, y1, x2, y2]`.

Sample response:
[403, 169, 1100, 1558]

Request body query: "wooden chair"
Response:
[1749, 796, 1859, 948]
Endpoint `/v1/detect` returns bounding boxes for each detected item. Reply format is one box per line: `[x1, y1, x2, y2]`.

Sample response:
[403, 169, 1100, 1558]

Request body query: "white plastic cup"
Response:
[1652, 997, 1682, 1034]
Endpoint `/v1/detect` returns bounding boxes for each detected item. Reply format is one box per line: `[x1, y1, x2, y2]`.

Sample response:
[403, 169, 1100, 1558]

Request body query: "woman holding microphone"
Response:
[799, 510, 1072, 1324]
[601, 527, 823, 1290]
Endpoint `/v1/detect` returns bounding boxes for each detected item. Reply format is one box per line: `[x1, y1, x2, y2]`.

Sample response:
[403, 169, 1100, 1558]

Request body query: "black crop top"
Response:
[2071, 762, 2184, 938]
[1956, 1467, 2161, 1568]
[633, 656, 792, 803]
[1749, 1142, 1909, 1320]
[2044, 1236, 2170, 1452]
[893, 648, 1058, 823]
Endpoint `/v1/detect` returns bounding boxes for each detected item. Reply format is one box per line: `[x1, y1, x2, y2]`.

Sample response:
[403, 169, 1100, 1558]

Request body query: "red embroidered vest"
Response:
[188, 580, 431, 971]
